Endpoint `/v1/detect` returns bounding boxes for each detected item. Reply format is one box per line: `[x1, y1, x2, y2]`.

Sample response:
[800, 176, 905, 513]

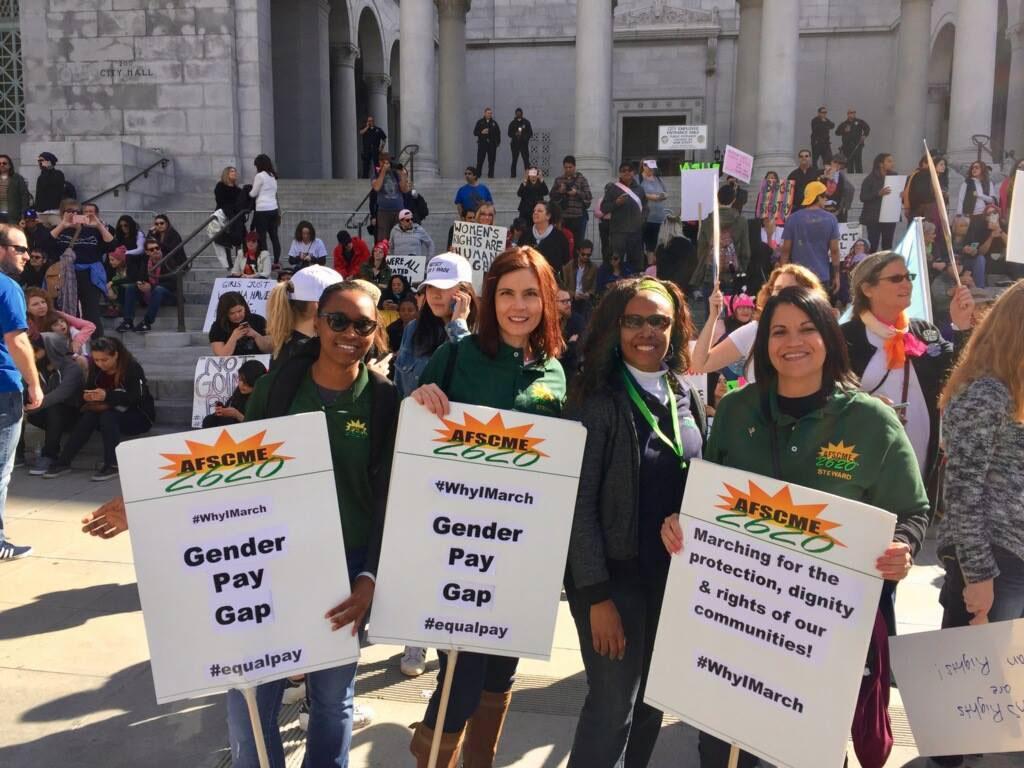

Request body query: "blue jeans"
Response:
[122, 284, 173, 324]
[565, 577, 666, 768]
[226, 548, 367, 767]
[0, 391, 22, 543]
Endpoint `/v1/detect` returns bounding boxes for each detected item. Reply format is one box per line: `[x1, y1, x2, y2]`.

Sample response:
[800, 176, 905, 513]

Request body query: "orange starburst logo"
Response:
[159, 430, 293, 478]
[716, 481, 844, 546]
[434, 412, 547, 457]
[818, 441, 859, 463]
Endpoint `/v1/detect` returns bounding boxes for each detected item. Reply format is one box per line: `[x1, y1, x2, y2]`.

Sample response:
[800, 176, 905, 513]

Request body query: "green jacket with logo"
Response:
[705, 382, 929, 555]
[420, 335, 566, 417]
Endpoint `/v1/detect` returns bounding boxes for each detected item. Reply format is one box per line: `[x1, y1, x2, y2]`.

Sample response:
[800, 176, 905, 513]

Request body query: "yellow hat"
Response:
[801, 181, 828, 207]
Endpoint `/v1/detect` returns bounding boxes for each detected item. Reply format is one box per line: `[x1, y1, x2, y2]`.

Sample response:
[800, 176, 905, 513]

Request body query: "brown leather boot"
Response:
[409, 721, 464, 768]
[461, 690, 513, 768]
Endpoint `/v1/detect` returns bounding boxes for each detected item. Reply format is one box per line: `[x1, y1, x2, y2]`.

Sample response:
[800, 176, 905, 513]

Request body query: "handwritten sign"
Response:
[659, 125, 707, 151]
[116, 414, 359, 704]
[890, 620, 1024, 756]
[387, 254, 428, 286]
[191, 355, 271, 429]
[202, 278, 273, 333]
[450, 221, 508, 293]
[645, 459, 895, 768]
[722, 145, 754, 184]
[837, 223, 864, 256]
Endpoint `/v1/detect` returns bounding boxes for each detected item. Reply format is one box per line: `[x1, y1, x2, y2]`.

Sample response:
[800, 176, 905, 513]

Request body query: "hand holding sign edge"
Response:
[325, 575, 375, 635]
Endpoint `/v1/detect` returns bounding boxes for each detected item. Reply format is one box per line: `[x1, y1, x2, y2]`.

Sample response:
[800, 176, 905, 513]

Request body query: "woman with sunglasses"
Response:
[407, 246, 566, 767]
[229, 279, 398, 767]
[664, 287, 930, 767]
[565, 277, 705, 767]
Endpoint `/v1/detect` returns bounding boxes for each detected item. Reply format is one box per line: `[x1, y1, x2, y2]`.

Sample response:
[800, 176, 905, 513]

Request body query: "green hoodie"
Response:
[692, 205, 751, 288]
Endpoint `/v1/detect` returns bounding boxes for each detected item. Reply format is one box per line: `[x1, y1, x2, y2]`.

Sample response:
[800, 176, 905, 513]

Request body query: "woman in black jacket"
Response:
[214, 165, 249, 258]
[521, 201, 571, 273]
[565, 277, 706, 767]
[859, 152, 897, 251]
[44, 337, 154, 481]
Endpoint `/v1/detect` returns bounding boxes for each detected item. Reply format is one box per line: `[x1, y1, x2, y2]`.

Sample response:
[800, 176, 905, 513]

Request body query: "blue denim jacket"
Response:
[394, 317, 470, 397]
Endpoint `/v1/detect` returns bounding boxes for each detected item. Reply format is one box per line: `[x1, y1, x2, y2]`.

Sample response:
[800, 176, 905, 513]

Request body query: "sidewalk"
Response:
[0, 468, 1017, 767]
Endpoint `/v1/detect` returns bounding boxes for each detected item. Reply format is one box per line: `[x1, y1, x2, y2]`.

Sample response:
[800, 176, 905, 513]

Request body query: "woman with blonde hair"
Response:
[265, 264, 342, 370]
[689, 264, 827, 380]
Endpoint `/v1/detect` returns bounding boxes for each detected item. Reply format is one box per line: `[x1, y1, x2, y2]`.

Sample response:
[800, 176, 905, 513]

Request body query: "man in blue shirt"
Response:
[453, 166, 493, 217]
[781, 181, 841, 295]
[0, 224, 43, 560]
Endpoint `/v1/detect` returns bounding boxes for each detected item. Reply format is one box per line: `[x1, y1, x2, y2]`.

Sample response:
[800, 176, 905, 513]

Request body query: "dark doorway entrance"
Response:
[621, 114, 691, 176]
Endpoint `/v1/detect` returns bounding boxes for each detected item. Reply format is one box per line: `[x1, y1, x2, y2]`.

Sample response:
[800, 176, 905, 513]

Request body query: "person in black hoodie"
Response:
[201, 359, 267, 428]
[24, 332, 84, 476]
[507, 108, 533, 177]
[34, 152, 66, 226]
[859, 152, 897, 251]
[44, 336, 154, 481]
[473, 107, 501, 179]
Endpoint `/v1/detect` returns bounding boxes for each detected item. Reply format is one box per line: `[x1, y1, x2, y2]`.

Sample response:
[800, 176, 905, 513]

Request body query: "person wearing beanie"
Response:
[34, 153, 65, 228]
[358, 238, 392, 293]
[229, 231, 272, 279]
[780, 180, 841, 294]
[332, 229, 371, 278]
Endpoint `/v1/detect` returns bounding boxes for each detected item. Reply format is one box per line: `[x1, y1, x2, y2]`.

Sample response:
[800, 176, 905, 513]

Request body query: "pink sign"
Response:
[722, 145, 753, 184]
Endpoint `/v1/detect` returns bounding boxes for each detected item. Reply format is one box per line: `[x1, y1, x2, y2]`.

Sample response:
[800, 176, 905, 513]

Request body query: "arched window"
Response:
[0, 0, 24, 134]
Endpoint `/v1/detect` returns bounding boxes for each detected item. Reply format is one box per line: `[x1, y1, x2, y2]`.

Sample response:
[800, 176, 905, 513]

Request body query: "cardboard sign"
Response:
[659, 124, 708, 151]
[837, 223, 863, 256]
[116, 414, 359, 703]
[1006, 169, 1024, 264]
[450, 221, 508, 293]
[203, 277, 273, 333]
[722, 145, 754, 184]
[369, 400, 586, 659]
[191, 355, 271, 429]
[756, 179, 795, 221]
[680, 168, 720, 222]
[879, 175, 908, 223]
[890, 619, 1024, 757]
[645, 459, 895, 768]
[387, 254, 429, 286]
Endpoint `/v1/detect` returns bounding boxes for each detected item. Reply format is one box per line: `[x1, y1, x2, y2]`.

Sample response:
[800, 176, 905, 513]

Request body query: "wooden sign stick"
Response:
[923, 139, 961, 287]
[712, 175, 722, 290]
[427, 649, 460, 768]
[727, 743, 740, 768]
[242, 686, 271, 768]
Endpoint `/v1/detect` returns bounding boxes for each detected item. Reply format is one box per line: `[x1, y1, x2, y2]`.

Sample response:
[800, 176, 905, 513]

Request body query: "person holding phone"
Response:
[208, 291, 272, 357]
[49, 200, 115, 335]
[200, 359, 267, 428]
[517, 166, 549, 222]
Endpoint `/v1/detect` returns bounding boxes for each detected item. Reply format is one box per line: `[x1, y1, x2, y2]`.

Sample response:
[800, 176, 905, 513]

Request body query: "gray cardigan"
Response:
[567, 378, 707, 604]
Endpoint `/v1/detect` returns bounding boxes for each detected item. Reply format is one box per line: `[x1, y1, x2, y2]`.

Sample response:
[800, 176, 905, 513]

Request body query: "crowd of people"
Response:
[0, 139, 1019, 768]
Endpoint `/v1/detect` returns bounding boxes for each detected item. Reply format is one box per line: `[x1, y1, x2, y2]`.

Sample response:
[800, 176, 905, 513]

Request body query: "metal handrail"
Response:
[82, 156, 171, 206]
[344, 143, 421, 238]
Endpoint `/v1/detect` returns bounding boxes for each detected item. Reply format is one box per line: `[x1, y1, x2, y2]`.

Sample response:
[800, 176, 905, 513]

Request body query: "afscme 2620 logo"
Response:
[431, 411, 547, 468]
[159, 430, 293, 493]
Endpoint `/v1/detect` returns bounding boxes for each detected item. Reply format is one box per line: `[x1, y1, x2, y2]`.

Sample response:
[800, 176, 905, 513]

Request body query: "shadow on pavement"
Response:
[0, 582, 140, 641]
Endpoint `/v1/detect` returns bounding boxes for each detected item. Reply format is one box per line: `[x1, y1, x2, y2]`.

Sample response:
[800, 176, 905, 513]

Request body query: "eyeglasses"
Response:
[145, 247, 161, 253]
[318, 312, 378, 336]
[620, 314, 673, 331]
[0, 242, 28, 254]
[877, 272, 916, 285]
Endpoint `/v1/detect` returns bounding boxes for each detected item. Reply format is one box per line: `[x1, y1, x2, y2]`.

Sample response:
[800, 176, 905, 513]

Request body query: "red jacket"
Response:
[332, 237, 370, 278]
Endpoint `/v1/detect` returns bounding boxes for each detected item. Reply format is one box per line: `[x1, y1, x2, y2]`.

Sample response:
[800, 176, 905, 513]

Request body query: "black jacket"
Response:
[257, 339, 399, 576]
[810, 116, 834, 145]
[507, 117, 533, 147]
[859, 171, 887, 225]
[517, 180, 549, 220]
[521, 226, 570, 272]
[842, 316, 969, 502]
[88, 359, 156, 425]
[836, 117, 870, 149]
[473, 118, 501, 148]
[35, 167, 66, 212]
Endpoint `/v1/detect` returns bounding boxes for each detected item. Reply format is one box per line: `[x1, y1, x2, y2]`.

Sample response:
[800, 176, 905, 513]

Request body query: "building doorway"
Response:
[620, 114, 690, 176]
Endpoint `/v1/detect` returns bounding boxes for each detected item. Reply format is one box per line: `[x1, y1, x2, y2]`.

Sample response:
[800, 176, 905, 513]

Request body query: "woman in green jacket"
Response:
[663, 287, 930, 768]
[408, 245, 566, 767]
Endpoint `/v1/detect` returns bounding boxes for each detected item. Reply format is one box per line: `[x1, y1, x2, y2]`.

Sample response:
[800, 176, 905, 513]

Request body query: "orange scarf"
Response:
[859, 311, 927, 370]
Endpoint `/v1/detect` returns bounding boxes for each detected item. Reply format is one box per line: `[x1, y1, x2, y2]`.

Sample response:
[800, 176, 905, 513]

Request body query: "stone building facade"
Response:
[5, 0, 1022, 202]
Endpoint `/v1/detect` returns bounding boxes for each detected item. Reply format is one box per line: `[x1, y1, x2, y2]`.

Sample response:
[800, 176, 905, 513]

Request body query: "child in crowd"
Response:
[201, 360, 267, 428]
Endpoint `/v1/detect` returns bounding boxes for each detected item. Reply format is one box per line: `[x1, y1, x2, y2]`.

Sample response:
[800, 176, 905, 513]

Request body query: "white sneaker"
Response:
[400, 646, 427, 677]
[352, 702, 374, 730]
[297, 700, 309, 731]
[281, 678, 306, 705]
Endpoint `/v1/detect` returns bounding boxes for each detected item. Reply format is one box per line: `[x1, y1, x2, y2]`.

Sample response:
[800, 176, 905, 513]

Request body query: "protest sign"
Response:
[837, 222, 863, 255]
[369, 400, 586, 659]
[191, 355, 271, 428]
[203, 277, 274, 332]
[879, 175, 908, 223]
[680, 168, 719, 222]
[116, 413, 359, 704]
[659, 124, 707, 151]
[1006, 169, 1024, 264]
[450, 221, 508, 293]
[756, 179, 795, 221]
[722, 145, 754, 184]
[645, 459, 895, 768]
[890, 619, 1024, 757]
[387, 254, 429, 285]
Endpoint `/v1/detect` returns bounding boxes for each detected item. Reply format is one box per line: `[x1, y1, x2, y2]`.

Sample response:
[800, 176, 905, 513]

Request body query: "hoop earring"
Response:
[665, 343, 675, 360]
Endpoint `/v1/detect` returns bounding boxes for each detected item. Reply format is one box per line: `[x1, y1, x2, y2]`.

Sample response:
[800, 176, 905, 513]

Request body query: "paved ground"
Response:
[1, 465, 1020, 768]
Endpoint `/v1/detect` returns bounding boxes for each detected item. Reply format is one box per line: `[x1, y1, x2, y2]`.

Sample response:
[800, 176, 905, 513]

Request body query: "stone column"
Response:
[574, 0, 615, 184]
[437, 0, 470, 177]
[947, 0, 998, 166]
[331, 43, 359, 179]
[1004, 23, 1024, 160]
[365, 73, 392, 153]
[732, 0, 762, 152]
[317, 0, 333, 178]
[753, 0, 799, 174]
[400, 0, 438, 176]
[893, 0, 931, 170]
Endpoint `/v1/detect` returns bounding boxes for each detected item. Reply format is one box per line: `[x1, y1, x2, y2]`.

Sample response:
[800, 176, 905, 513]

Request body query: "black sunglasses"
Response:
[0, 242, 28, 254]
[877, 272, 916, 285]
[620, 314, 672, 331]
[145, 247, 161, 253]
[318, 312, 378, 336]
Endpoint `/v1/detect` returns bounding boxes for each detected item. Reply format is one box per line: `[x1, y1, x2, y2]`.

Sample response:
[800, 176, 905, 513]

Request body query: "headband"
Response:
[635, 277, 675, 305]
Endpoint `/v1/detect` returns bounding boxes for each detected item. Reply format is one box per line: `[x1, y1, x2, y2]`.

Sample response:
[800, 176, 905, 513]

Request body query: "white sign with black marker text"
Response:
[450, 221, 508, 293]
[191, 355, 271, 429]
[203, 277, 274, 333]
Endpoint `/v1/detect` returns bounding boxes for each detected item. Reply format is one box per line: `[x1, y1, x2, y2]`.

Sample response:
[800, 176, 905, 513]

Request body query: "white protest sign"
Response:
[837, 223, 864, 255]
[203, 277, 274, 332]
[387, 254, 428, 286]
[1006, 169, 1024, 264]
[116, 413, 359, 704]
[879, 175, 908, 223]
[645, 459, 895, 768]
[722, 145, 754, 184]
[659, 124, 708, 151]
[890, 619, 1024, 757]
[370, 400, 586, 659]
[450, 221, 508, 293]
[680, 168, 719, 222]
[191, 355, 271, 429]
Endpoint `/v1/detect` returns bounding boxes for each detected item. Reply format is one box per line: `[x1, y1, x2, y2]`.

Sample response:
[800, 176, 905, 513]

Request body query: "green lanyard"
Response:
[621, 368, 688, 471]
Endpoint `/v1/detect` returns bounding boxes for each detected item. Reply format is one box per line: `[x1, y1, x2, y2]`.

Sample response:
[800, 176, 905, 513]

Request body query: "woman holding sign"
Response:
[408, 245, 566, 767]
[565, 277, 706, 767]
[663, 287, 931, 767]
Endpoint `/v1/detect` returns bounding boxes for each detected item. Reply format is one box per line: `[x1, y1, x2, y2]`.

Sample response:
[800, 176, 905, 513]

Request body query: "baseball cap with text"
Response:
[423, 252, 473, 289]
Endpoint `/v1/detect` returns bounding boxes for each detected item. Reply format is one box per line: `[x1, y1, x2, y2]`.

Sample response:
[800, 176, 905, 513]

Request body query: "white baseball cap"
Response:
[423, 252, 473, 289]
[289, 264, 343, 301]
